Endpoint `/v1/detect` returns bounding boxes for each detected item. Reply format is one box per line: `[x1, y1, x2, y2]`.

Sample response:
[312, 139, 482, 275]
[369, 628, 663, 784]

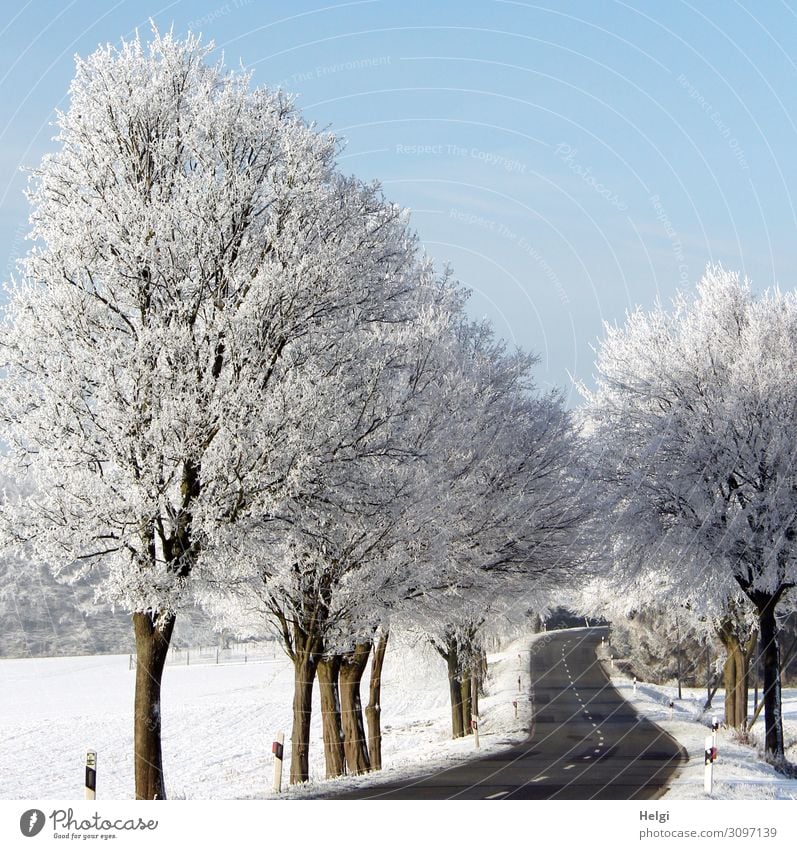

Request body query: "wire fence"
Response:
[128, 640, 283, 670]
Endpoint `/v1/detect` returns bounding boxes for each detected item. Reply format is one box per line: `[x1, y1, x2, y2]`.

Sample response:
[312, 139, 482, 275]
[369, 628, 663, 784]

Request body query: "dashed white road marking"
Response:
[485, 790, 509, 799]
[533, 775, 549, 782]
[563, 764, 575, 770]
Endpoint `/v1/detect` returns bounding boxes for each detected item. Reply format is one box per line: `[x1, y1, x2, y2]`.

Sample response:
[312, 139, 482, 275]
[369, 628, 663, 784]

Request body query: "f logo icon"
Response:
[19, 809, 46, 837]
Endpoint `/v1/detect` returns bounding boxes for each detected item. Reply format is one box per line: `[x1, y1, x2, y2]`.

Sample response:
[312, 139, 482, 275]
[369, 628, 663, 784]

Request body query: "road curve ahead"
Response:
[321, 627, 686, 800]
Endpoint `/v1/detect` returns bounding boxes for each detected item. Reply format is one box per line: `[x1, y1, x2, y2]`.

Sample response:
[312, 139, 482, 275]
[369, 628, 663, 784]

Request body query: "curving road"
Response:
[321, 627, 686, 799]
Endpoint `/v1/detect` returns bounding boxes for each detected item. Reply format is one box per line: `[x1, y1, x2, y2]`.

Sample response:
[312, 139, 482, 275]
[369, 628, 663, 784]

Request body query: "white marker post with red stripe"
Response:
[85, 750, 97, 800]
[272, 733, 284, 793]
[704, 734, 717, 795]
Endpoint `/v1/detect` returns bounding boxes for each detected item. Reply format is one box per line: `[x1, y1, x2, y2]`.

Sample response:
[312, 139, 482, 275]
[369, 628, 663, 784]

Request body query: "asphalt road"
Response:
[322, 627, 686, 799]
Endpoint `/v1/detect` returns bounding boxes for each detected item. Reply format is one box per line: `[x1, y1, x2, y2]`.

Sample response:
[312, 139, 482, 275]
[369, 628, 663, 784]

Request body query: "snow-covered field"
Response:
[601, 651, 797, 800]
[0, 634, 533, 800]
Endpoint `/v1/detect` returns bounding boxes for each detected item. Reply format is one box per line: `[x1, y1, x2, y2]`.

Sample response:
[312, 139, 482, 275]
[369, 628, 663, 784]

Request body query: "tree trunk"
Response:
[743, 630, 758, 727]
[722, 642, 739, 728]
[717, 619, 752, 730]
[755, 593, 785, 764]
[471, 670, 480, 723]
[317, 656, 345, 779]
[133, 609, 176, 800]
[734, 638, 747, 727]
[460, 668, 473, 736]
[365, 629, 389, 771]
[340, 643, 371, 774]
[478, 647, 488, 698]
[446, 647, 464, 738]
[290, 649, 318, 784]
[702, 678, 720, 714]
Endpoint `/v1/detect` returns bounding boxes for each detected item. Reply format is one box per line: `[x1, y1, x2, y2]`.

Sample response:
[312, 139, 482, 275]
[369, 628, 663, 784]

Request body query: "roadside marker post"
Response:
[517, 675, 522, 693]
[85, 751, 97, 800]
[633, 677, 637, 694]
[704, 734, 717, 795]
[512, 699, 518, 719]
[272, 733, 285, 793]
[471, 715, 480, 749]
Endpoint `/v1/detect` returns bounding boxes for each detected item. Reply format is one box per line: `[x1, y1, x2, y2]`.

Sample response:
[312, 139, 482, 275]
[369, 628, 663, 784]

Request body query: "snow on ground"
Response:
[7, 628, 793, 800]
[0, 633, 536, 800]
[599, 645, 797, 799]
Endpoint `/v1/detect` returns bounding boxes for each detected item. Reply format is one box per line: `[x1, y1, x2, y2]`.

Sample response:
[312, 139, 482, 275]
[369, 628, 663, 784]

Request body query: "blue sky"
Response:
[2, 0, 797, 403]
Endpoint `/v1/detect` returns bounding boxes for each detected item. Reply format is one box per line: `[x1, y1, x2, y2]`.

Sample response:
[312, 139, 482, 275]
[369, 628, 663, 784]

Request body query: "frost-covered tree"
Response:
[207, 278, 461, 783]
[0, 28, 430, 798]
[577, 572, 758, 728]
[582, 266, 797, 767]
[409, 319, 588, 738]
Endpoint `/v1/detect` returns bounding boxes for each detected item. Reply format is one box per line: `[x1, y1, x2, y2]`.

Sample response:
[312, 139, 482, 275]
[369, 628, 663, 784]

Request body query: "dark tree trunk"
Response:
[472, 644, 488, 710]
[743, 630, 758, 726]
[471, 671, 480, 727]
[734, 642, 746, 726]
[460, 668, 473, 736]
[365, 629, 389, 771]
[340, 643, 371, 774]
[133, 609, 176, 800]
[478, 647, 488, 698]
[317, 655, 345, 779]
[446, 646, 464, 738]
[755, 593, 785, 763]
[736, 629, 757, 728]
[718, 618, 753, 730]
[721, 643, 739, 728]
[702, 676, 721, 713]
[290, 645, 319, 784]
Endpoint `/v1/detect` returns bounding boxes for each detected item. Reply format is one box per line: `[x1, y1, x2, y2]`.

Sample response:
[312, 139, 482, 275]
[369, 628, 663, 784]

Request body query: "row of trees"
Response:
[2, 26, 795, 798]
[0, 29, 587, 797]
[581, 267, 797, 769]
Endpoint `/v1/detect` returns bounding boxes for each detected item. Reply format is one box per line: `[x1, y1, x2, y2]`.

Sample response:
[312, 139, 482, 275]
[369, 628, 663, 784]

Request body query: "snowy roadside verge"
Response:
[288, 632, 540, 798]
[0, 632, 543, 800]
[597, 646, 797, 800]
